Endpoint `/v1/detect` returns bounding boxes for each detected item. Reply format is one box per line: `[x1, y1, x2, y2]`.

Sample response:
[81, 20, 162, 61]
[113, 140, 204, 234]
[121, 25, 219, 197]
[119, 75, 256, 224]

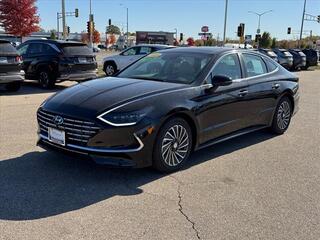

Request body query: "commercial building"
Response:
[136, 31, 175, 45]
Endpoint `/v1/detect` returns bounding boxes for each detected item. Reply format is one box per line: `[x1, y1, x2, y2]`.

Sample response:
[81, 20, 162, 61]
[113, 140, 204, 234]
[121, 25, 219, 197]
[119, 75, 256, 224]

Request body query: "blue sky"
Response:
[37, 0, 320, 40]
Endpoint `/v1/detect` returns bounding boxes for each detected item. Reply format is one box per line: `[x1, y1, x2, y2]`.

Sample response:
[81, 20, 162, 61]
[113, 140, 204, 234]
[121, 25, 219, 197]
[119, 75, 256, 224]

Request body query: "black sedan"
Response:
[37, 47, 299, 172]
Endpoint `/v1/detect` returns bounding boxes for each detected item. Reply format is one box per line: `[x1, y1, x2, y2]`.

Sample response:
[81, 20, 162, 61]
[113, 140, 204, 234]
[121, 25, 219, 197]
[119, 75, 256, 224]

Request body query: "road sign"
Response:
[257, 28, 261, 34]
[201, 26, 209, 33]
[198, 32, 212, 36]
[245, 35, 252, 43]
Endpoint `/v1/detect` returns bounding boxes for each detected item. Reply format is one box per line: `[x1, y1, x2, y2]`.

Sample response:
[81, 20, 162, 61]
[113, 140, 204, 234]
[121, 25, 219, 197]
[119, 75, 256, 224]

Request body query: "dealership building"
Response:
[136, 31, 175, 45]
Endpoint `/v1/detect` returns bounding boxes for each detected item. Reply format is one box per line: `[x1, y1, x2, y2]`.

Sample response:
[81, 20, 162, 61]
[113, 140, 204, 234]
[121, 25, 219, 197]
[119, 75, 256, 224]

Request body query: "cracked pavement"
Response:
[0, 70, 320, 240]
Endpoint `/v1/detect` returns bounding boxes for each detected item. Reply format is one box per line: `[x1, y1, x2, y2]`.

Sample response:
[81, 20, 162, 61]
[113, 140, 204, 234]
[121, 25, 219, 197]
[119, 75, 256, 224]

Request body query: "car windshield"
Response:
[118, 52, 212, 84]
[283, 51, 292, 57]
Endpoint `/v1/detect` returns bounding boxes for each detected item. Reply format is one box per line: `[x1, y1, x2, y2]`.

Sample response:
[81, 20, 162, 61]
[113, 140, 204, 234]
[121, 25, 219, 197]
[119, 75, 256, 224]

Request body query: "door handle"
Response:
[238, 89, 248, 97]
[272, 83, 280, 89]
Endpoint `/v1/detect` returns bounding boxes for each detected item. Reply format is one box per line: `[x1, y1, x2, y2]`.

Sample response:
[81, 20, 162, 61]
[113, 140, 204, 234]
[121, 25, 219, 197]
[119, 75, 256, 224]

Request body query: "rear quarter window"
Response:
[0, 43, 17, 55]
[264, 57, 278, 72]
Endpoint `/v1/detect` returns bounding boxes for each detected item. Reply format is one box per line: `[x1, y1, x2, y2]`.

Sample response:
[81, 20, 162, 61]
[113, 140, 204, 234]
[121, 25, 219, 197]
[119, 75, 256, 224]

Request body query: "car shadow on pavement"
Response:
[0, 130, 275, 221]
[0, 81, 71, 96]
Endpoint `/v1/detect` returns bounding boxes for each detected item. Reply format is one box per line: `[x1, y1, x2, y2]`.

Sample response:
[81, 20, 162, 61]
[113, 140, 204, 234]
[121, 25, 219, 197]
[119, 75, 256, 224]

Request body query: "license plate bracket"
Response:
[48, 127, 66, 146]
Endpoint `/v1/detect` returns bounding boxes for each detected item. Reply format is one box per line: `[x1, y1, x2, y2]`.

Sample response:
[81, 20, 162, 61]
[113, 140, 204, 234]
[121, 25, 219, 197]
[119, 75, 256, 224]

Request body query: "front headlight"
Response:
[97, 110, 147, 126]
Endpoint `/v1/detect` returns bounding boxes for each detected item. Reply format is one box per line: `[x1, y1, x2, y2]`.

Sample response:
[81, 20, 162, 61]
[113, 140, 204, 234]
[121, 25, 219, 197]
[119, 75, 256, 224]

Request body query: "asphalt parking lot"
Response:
[0, 70, 319, 240]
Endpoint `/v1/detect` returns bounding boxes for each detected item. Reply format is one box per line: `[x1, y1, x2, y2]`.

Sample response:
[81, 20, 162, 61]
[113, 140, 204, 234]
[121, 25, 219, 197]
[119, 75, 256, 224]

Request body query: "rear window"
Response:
[283, 51, 292, 57]
[0, 43, 17, 55]
[62, 45, 93, 56]
[267, 51, 277, 57]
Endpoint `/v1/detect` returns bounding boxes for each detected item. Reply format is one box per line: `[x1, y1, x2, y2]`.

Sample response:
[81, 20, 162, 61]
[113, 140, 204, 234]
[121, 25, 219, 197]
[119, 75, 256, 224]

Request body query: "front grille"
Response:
[37, 109, 101, 146]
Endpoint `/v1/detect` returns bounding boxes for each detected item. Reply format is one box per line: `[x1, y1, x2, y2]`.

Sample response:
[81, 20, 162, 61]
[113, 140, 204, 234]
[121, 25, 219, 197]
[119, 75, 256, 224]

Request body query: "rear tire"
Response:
[38, 69, 55, 89]
[153, 118, 193, 173]
[270, 96, 292, 135]
[5, 81, 21, 92]
[104, 62, 117, 76]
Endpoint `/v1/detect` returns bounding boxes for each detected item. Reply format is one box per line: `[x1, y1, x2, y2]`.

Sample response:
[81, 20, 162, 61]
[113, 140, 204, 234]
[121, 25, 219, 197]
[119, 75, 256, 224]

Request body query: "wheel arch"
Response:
[160, 109, 199, 151]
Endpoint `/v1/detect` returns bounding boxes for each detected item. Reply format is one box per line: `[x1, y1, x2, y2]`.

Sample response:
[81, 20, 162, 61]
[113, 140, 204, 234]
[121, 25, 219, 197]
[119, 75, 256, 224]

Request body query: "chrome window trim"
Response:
[39, 133, 144, 153]
[202, 51, 280, 86]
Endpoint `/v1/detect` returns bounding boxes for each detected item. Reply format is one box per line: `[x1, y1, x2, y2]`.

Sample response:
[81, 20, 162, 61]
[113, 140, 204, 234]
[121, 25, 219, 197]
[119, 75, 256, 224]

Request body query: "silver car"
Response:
[102, 44, 175, 76]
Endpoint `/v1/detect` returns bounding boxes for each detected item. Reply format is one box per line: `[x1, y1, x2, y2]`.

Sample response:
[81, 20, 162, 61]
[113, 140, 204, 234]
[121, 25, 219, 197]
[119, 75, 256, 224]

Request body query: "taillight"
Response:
[15, 56, 22, 63]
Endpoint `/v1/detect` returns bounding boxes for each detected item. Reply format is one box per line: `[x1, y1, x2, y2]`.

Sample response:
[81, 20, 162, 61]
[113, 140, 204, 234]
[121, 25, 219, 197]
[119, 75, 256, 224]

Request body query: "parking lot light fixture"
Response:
[248, 10, 273, 34]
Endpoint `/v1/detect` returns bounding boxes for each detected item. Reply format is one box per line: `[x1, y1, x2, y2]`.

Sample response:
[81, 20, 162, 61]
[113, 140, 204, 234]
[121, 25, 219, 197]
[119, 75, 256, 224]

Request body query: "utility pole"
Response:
[61, 0, 66, 40]
[299, 0, 307, 48]
[223, 0, 228, 46]
[89, 0, 93, 48]
[57, 12, 60, 39]
[126, 7, 129, 47]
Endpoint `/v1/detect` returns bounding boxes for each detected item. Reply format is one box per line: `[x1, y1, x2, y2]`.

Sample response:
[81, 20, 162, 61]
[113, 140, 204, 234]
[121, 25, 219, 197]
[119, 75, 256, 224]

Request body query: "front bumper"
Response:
[0, 70, 24, 84]
[57, 70, 98, 81]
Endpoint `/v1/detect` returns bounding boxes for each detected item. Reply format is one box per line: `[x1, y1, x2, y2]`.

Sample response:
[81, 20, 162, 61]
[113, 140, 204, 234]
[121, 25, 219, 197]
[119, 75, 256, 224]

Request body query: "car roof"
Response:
[158, 46, 235, 55]
[22, 39, 85, 45]
[136, 44, 175, 48]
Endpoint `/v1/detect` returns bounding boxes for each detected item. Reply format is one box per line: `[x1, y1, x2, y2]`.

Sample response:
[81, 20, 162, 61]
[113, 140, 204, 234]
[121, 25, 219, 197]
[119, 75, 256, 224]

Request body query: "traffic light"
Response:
[287, 27, 291, 34]
[255, 34, 261, 42]
[180, 33, 183, 42]
[318, 15, 320, 23]
[108, 19, 112, 26]
[237, 23, 245, 37]
[67, 26, 70, 34]
[75, 8, 79, 18]
[87, 21, 91, 34]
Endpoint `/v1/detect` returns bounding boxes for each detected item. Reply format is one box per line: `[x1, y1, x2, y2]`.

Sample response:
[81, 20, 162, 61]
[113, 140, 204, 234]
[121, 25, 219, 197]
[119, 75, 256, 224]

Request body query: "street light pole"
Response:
[61, 0, 66, 40]
[126, 7, 129, 47]
[248, 10, 273, 48]
[223, 0, 228, 46]
[89, 0, 93, 48]
[299, 0, 307, 48]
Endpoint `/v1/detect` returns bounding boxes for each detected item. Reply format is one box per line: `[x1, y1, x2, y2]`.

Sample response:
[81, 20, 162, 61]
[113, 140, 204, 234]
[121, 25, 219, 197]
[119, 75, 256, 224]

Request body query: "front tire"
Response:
[270, 96, 292, 134]
[5, 81, 21, 92]
[104, 62, 117, 76]
[153, 118, 193, 172]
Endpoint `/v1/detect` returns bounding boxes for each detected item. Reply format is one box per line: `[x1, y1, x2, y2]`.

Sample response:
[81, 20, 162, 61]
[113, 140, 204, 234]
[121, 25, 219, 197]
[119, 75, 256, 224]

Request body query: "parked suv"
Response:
[302, 49, 318, 70]
[257, 48, 279, 62]
[102, 44, 175, 76]
[272, 48, 293, 69]
[0, 40, 24, 91]
[288, 49, 306, 70]
[17, 40, 97, 88]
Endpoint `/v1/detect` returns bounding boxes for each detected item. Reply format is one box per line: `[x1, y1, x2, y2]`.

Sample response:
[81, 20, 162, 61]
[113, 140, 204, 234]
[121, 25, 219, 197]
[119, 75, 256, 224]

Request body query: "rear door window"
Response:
[264, 57, 278, 72]
[242, 54, 267, 77]
[17, 44, 29, 55]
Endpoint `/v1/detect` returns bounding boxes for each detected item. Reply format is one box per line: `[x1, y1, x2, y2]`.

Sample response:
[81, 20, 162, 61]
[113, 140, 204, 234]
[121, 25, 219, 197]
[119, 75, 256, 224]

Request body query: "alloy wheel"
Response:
[277, 101, 291, 130]
[161, 124, 190, 167]
[106, 65, 115, 76]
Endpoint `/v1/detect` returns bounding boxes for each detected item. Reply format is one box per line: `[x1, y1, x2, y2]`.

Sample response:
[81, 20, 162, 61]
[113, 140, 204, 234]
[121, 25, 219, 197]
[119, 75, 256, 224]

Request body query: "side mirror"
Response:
[211, 75, 233, 86]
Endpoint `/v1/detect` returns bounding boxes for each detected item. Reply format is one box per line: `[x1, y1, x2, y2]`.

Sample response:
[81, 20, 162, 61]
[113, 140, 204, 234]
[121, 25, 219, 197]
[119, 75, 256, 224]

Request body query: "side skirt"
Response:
[196, 125, 268, 151]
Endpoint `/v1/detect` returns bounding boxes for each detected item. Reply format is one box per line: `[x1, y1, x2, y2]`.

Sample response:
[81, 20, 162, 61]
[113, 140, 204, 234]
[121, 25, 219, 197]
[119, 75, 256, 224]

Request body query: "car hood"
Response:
[43, 77, 187, 120]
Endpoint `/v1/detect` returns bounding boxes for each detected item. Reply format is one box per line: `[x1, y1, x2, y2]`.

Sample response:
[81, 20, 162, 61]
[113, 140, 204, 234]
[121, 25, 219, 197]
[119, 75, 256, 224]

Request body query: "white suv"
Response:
[102, 44, 175, 76]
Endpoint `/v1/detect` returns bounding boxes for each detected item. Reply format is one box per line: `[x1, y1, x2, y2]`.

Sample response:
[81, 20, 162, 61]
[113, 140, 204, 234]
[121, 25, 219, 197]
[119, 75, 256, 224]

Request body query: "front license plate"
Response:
[48, 127, 65, 146]
[78, 57, 87, 63]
